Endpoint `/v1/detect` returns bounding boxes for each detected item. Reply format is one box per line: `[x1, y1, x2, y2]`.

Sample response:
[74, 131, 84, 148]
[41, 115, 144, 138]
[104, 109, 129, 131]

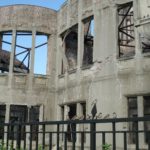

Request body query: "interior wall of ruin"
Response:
[55, 1, 150, 146]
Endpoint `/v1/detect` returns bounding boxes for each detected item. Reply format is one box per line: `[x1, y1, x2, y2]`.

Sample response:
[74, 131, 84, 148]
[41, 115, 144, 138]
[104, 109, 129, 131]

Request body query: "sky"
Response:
[0, 0, 66, 75]
[0, 0, 66, 10]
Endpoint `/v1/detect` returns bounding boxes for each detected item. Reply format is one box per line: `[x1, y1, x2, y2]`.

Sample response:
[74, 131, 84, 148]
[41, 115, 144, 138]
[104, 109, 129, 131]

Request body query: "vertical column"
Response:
[8, 30, 16, 87]
[134, 0, 142, 58]
[9, 30, 16, 73]
[135, 27, 141, 57]
[137, 96, 145, 146]
[39, 105, 44, 144]
[67, 0, 71, 28]
[46, 34, 56, 76]
[39, 105, 44, 122]
[28, 29, 36, 90]
[134, 0, 141, 20]
[76, 0, 84, 101]
[4, 104, 10, 143]
[30, 29, 36, 75]
[76, 103, 83, 143]
[77, 0, 84, 69]
[64, 105, 69, 130]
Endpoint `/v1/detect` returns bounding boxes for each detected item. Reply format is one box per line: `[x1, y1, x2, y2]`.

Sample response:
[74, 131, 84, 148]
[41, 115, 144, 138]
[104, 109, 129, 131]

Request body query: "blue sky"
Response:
[0, 0, 66, 10]
[0, 0, 66, 74]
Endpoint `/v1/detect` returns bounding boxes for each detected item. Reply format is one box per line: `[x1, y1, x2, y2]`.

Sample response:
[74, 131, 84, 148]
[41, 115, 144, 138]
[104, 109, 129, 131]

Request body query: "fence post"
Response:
[42, 124, 45, 150]
[135, 121, 139, 150]
[29, 124, 33, 150]
[90, 122, 96, 150]
[57, 124, 60, 150]
[112, 122, 116, 150]
[148, 131, 150, 150]
[72, 123, 76, 150]
[16, 123, 21, 149]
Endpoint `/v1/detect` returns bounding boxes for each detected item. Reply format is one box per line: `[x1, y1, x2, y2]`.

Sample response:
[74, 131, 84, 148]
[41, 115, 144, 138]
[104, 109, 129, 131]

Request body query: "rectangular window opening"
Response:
[9, 105, 28, 140]
[82, 16, 94, 67]
[144, 96, 150, 143]
[34, 33, 48, 75]
[128, 97, 137, 144]
[14, 31, 32, 73]
[141, 34, 150, 53]
[118, 2, 135, 58]
[60, 102, 86, 142]
[61, 25, 78, 72]
[29, 106, 40, 141]
[0, 31, 13, 73]
[0, 105, 6, 139]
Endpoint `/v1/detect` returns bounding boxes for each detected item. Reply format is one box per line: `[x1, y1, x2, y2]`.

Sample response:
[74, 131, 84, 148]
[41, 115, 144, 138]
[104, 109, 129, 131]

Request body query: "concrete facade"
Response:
[0, 0, 150, 149]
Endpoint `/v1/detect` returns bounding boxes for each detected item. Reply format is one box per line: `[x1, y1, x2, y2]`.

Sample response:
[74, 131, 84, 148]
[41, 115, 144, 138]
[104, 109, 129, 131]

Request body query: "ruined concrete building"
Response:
[0, 0, 150, 149]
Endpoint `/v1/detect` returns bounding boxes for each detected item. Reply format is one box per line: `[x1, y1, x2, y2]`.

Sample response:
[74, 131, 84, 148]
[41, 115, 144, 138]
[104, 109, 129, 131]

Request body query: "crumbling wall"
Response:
[0, 5, 57, 123]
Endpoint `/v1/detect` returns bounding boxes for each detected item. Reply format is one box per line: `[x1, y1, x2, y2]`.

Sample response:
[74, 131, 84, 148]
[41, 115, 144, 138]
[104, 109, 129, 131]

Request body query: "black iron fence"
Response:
[0, 117, 150, 150]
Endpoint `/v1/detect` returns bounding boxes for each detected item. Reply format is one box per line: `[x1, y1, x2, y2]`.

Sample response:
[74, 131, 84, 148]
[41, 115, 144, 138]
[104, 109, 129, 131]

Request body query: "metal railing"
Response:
[0, 117, 150, 150]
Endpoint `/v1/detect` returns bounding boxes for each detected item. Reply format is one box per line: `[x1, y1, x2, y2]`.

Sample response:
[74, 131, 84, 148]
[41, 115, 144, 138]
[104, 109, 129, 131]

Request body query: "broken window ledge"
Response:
[81, 64, 93, 70]
[118, 56, 135, 61]
[58, 69, 77, 78]
[58, 74, 65, 78]
[68, 68, 77, 74]
[142, 52, 150, 57]
[0, 73, 8, 76]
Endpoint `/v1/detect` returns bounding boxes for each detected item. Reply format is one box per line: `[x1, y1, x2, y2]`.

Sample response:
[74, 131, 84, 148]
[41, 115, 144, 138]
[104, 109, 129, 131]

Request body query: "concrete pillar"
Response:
[137, 96, 145, 146]
[135, 27, 141, 57]
[76, 103, 83, 143]
[46, 34, 56, 76]
[64, 105, 69, 131]
[9, 30, 16, 73]
[8, 30, 16, 87]
[28, 29, 36, 90]
[4, 104, 10, 143]
[30, 29, 36, 75]
[77, 0, 84, 69]
[67, 0, 71, 28]
[134, 0, 141, 19]
[5, 104, 10, 123]
[39, 105, 44, 122]
[38, 105, 44, 144]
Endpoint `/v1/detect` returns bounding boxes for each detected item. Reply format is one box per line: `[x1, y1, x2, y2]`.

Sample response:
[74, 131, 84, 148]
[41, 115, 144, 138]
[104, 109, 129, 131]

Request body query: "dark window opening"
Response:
[144, 96, 150, 143]
[118, 2, 135, 58]
[0, 105, 6, 139]
[61, 26, 78, 71]
[9, 105, 28, 140]
[61, 60, 65, 75]
[128, 96, 150, 144]
[67, 104, 76, 142]
[81, 102, 86, 120]
[29, 106, 40, 140]
[128, 97, 137, 144]
[61, 102, 86, 142]
[0, 31, 12, 73]
[141, 34, 150, 53]
[83, 17, 94, 66]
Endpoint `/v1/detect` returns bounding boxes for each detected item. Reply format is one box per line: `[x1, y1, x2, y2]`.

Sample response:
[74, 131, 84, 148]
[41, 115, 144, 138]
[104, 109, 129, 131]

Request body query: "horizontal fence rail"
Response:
[0, 117, 150, 150]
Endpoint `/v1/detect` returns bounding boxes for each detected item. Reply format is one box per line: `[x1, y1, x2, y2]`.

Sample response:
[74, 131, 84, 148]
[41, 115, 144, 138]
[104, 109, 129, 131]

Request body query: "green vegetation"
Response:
[102, 143, 111, 150]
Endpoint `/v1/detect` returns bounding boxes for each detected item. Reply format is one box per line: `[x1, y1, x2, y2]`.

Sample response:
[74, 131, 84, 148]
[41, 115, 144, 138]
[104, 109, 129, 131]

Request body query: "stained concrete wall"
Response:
[0, 0, 149, 149]
[56, 0, 150, 148]
[0, 5, 58, 122]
